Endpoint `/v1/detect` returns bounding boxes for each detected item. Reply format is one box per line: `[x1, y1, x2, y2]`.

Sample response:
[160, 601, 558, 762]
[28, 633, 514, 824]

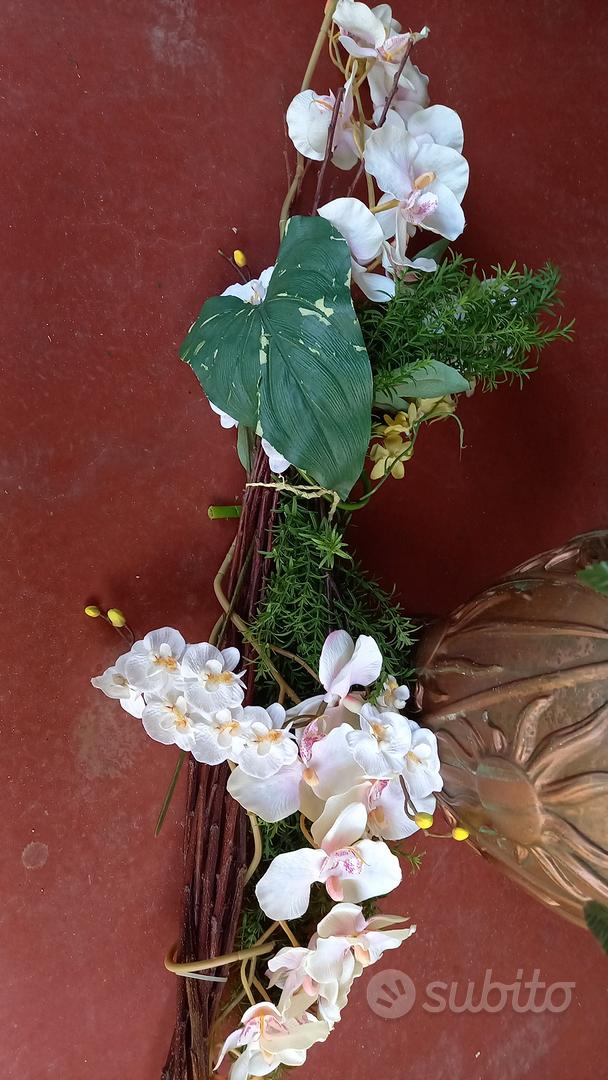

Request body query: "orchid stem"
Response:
[311, 84, 345, 215]
[279, 0, 339, 236]
[208, 504, 242, 520]
[346, 37, 417, 199]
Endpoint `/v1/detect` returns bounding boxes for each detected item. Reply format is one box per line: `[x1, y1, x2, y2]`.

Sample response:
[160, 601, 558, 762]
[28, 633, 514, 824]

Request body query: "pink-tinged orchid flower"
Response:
[315, 901, 416, 967]
[285, 629, 383, 734]
[320, 629, 383, 701]
[364, 112, 469, 242]
[268, 936, 356, 1027]
[312, 778, 436, 842]
[333, 1, 428, 64]
[215, 1002, 330, 1080]
[286, 73, 358, 170]
[255, 801, 401, 920]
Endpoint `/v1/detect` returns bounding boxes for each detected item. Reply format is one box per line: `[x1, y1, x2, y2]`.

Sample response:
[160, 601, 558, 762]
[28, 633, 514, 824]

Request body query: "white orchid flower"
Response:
[221, 265, 274, 304]
[227, 758, 323, 824]
[123, 627, 186, 693]
[261, 438, 291, 474]
[312, 778, 430, 842]
[286, 73, 358, 170]
[285, 630, 382, 736]
[401, 718, 443, 800]
[364, 112, 469, 241]
[368, 57, 429, 123]
[333, 1, 426, 64]
[377, 675, 410, 710]
[268, 936, 356, 1026]
[190, 706, 253, 766]
[318, 196, 395, 301]
[181, 642, 245, 713]
[315, 901, 416, 967]
[255, 801, 401, 919]
[300, 722, 366, 800]
[237, 704, 298, 779]
[209, 401, 238, 428]
[215, 1002, 330, 1080]
[141, 689, 205, 752]
[320, 629, 383, 702]
[346, 702, 412, 777]
[207, 403, 291, 475]
[91, 654, 144, 718]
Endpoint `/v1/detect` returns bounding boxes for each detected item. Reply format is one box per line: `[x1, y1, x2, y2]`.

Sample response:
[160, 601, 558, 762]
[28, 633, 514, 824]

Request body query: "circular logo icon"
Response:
[366, 969, 416, 1018]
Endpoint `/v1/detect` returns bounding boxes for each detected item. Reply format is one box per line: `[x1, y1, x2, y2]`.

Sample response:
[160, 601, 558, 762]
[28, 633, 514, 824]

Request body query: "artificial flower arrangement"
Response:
[88, 3, 572, 1077]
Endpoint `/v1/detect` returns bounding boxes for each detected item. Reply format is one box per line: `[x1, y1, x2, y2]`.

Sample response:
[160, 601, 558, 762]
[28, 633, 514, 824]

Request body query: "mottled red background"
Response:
[2, 2, 607, 1078]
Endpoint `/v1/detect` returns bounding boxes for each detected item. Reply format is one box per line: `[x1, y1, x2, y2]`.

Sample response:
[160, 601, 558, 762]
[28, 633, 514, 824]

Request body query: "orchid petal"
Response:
[286, 90, 330, 160]
[351, 262, 396, 301]
[227, 761, 304, 822]
[318, 630, 354, 694]
[407, 104, 464, 152]
[414, 141, 469, 202]
[316, 901, 365, 938]
[255, 849, 327, 920]
[341, 839, 401, 902]
[364, 116, 418, 201]
[334, 0, 386, 50]
[319, 801, 368, 852]
[420, 180, 465, 240]
[318, 198, 385, 265]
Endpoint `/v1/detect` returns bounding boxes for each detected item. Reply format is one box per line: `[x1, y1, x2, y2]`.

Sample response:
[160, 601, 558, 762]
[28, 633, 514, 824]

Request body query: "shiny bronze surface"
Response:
[416, 531, 608, 926]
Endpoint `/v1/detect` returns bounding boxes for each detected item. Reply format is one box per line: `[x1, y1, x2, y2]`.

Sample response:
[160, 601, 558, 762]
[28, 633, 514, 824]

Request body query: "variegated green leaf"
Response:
[181, 216, 373, 499]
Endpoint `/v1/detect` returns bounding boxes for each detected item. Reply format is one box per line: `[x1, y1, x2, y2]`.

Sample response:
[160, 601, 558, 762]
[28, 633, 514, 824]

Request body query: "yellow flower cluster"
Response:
[369, 396, 457, 481]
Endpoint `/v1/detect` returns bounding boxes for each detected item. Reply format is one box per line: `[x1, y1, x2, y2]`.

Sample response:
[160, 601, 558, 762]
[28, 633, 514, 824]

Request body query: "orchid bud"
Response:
[414, 812, 433, 830]
[233, 249, 247, 268]
[107, 607, 127, 628]
[452, 826, 470, 841]
[84, 604, 101, 618]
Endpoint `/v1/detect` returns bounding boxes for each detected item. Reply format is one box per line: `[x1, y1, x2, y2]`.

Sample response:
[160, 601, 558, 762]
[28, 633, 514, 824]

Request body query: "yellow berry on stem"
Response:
[107, 608, 127, 628]
[452, 826, 470, 842]
[233, 249, 247, 268]
[414, 812, 434, 830]
[84, 605, 101, 618]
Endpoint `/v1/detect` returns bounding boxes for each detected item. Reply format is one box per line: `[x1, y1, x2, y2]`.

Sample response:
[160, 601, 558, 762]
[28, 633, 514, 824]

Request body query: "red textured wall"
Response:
[3, 2, 606, 1078]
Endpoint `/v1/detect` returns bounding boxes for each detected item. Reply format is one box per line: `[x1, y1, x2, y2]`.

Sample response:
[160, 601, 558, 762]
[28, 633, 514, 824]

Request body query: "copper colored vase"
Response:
[416, 531, 608, 927]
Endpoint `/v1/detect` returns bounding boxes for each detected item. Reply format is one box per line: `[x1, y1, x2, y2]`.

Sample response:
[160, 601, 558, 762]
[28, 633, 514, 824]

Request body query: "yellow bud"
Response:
[84, 605, 101, 618]
[107, 608, 127, 628]
[414, 812, 434, 830]
[452, 826, 470, 842]
[233, 249, 247, 268]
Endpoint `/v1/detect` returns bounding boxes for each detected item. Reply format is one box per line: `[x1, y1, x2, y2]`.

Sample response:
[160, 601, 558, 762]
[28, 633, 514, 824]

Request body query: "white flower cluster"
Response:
[92, 624, 443, 1079]
[286, 0, 469, 299]
[216, 902, 415, 1078]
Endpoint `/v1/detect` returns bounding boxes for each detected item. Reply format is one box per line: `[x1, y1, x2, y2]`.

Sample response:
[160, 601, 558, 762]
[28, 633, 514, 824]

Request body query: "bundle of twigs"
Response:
[162, 446, 279, 1080]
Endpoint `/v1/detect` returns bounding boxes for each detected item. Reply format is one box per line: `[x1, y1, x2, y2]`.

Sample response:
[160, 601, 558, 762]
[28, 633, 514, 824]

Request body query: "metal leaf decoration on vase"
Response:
[181, 215, 373, 500]
[416, 530, 608, 927]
